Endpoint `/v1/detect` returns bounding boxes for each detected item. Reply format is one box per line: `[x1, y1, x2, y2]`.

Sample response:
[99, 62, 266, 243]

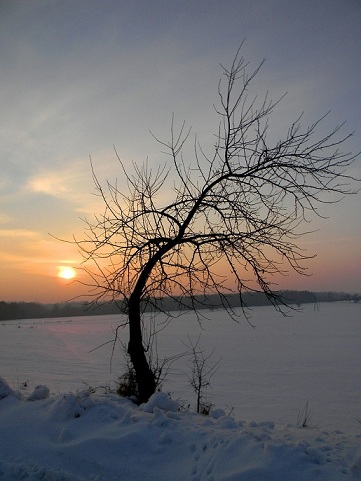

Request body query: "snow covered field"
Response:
[0, 302, 360, 480]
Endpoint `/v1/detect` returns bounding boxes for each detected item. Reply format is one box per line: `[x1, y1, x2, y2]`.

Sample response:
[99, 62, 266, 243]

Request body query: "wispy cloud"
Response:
[24, 159, 96, 212]
[0, 228, 81, 275]
[27, 175, 69, 197]
[0, 229, 39, 238]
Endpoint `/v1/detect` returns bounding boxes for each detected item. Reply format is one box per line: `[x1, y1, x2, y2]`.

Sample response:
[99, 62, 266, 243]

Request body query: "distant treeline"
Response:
[0, 290, 359, 321]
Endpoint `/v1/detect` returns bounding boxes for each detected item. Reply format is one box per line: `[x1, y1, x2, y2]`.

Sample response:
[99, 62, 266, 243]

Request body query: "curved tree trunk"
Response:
[127, 243, 176, 403]
[127, 294, 156, 404]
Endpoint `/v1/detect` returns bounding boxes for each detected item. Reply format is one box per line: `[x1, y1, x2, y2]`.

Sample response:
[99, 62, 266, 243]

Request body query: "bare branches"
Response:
[185, 335, 221, 414]
[73, 45, 358, 323]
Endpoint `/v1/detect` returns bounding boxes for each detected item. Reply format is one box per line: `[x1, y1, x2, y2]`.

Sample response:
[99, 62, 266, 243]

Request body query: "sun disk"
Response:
[58, 266, 76, 280]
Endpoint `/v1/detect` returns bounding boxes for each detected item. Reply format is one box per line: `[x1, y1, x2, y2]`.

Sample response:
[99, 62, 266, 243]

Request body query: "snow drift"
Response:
[0, 377, 360, 481]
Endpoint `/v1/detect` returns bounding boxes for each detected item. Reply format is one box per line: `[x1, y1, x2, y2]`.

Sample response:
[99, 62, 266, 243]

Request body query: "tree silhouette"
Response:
[75, 46, 358, 403]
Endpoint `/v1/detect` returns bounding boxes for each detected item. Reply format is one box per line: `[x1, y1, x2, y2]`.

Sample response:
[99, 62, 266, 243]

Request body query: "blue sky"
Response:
[0, 0, 360, 302]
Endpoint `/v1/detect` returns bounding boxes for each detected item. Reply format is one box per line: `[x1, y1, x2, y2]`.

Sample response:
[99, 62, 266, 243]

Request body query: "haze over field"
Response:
[1, 0, 360, 302]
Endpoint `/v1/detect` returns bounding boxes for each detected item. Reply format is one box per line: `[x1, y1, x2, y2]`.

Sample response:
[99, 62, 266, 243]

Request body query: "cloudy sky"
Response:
[1, 0, 360, 303]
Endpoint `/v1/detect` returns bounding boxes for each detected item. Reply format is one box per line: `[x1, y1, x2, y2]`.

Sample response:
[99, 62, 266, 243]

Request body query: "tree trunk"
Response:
[127, 297, 156, 404]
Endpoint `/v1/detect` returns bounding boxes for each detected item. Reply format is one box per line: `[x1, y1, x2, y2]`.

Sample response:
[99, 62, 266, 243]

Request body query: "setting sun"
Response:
[58, 266, 76, 280]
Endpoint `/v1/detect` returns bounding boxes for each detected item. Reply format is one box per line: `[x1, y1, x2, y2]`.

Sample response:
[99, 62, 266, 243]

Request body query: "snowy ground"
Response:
[0, 382, 360, 480]
[0, 302, 360, 479]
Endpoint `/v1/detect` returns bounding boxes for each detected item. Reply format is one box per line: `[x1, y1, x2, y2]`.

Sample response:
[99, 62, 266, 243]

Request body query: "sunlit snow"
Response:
[0, 302, 360, 480]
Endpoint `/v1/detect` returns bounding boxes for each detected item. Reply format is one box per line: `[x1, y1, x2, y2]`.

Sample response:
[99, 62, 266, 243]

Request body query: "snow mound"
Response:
[27, 384, 50, 401]
[0, 376, 20, 400]
[0, 389, 360, 481]
[46, 391, 94, 421]
[141, 391, 179, 413]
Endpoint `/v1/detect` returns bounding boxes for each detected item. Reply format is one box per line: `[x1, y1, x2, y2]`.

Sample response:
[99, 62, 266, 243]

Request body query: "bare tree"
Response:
[74, 46, 358, 403]
[185, 335, 221, 414]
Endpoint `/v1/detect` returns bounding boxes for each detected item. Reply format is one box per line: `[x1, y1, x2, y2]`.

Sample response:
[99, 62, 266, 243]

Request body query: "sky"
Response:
[0, 0, 360, 303]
